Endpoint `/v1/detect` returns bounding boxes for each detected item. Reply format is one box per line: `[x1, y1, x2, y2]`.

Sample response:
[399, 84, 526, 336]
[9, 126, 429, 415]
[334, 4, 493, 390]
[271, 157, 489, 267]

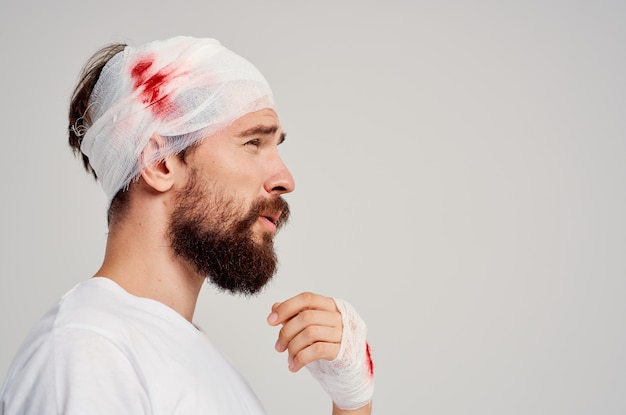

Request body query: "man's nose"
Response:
[265, 155, 295, 195]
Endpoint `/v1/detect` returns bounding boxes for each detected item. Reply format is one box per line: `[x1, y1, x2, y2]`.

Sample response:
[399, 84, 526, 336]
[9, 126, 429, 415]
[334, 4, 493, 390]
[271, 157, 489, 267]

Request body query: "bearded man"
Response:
[0, 36, 373, 414]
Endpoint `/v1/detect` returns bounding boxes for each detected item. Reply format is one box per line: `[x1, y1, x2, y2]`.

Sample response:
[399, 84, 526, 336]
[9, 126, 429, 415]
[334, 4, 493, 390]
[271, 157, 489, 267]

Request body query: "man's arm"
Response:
[333, 401, 372, 415]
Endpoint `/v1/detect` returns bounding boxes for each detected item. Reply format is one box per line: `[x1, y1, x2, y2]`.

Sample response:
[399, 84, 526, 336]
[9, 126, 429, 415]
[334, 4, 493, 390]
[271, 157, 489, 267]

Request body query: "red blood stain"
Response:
[365, 341, 374, 379]
[130, 55, 178, 118]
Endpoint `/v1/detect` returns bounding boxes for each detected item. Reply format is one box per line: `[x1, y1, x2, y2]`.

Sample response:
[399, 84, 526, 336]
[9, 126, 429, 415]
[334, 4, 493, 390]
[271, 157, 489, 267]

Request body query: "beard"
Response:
[168, 170, 290, 295]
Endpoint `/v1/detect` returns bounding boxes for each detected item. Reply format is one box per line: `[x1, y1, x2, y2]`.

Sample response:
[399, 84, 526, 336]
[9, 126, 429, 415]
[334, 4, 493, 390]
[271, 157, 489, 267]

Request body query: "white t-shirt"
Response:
[0, 277, 266, 415]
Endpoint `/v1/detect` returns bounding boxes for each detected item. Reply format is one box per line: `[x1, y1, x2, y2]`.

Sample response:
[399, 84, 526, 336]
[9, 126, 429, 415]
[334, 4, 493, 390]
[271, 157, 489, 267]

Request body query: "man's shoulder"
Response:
[52, 277, 195, 341]
[3, 276, 202, 385]
[53, 277, 146, 333]
[9, 277, 148, 360]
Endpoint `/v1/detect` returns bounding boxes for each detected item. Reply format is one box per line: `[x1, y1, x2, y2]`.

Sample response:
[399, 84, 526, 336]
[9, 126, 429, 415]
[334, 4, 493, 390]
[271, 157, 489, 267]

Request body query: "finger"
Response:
[267, 292, 336, 326]
[285, 325, 342, 358]
[276, 309, 341, 352]
[267, 302, 284, 326]
[267, 303, 285, 326]
[289, 341, 341, 372]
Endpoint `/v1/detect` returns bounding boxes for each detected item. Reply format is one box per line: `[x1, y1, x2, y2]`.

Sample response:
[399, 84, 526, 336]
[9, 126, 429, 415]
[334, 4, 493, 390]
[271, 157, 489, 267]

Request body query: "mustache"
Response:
[238, 196, 291, 232]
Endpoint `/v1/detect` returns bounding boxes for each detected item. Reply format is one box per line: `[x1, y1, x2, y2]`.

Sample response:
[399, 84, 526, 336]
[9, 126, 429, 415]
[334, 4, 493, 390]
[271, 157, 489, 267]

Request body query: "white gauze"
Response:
[80, 36, 275, 202]
[306, 298, 375, 410]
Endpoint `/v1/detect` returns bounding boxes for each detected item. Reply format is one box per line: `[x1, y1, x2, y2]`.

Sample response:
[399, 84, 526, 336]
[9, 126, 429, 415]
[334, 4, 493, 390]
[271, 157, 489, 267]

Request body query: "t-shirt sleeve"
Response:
[1, 327, 151, 415]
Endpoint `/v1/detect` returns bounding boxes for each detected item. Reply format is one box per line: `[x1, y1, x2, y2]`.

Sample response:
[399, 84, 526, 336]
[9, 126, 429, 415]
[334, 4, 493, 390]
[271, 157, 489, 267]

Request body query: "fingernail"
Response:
[288, 355, 295, 370]
[274, 340, 283, 351]
[267, 312, 278, 325]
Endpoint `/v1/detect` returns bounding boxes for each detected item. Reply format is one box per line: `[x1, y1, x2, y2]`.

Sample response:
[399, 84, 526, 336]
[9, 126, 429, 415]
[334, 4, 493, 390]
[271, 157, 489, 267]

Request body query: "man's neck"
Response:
[94, 204, 204, 322]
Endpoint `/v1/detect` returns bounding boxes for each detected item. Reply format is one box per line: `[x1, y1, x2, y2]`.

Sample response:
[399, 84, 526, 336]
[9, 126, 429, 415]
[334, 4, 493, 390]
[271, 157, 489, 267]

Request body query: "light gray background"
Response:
[1, 1, 625, 414]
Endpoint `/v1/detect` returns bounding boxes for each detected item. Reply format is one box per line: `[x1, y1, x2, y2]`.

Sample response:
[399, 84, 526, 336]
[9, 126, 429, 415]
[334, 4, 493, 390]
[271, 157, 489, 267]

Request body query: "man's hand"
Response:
[267, 292, 374, 413]
[266, 292, 343, 372]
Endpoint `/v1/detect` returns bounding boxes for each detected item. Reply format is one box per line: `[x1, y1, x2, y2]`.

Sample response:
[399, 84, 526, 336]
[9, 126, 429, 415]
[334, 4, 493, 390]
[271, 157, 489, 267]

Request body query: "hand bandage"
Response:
[306, 298, 374, 410]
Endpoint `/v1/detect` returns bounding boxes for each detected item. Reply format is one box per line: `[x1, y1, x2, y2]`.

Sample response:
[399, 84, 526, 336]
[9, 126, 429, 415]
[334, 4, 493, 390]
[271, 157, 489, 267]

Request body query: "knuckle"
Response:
[299, 310, 312, 325]
[300, 309, 317, 325]
[292, 353, 303, 368]
[287, 342, 297, 355]
[294, 350, 311, 368]
[278, 325, 289, 339]
[311, 342, 327, 356]
[304, 325, 320, 342]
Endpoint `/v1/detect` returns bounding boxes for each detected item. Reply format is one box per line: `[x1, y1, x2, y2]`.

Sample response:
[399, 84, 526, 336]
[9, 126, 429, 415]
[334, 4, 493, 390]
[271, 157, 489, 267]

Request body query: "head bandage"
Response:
[79, 36, 275, 201]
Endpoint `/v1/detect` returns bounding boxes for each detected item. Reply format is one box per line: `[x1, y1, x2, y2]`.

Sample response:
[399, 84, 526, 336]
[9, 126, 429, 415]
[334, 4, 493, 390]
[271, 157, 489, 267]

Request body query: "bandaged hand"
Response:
[267, 292, 374, 410]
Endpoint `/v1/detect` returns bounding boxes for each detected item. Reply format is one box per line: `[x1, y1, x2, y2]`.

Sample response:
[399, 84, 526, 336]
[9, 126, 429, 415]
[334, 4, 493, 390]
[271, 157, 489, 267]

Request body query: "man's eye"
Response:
[245, 139, 261, 147]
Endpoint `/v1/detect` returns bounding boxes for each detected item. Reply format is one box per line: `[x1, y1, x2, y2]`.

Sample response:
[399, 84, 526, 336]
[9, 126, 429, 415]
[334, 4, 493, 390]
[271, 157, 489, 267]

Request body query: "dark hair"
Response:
[68, 43, 127, 178]
[68, 43, 128, 225]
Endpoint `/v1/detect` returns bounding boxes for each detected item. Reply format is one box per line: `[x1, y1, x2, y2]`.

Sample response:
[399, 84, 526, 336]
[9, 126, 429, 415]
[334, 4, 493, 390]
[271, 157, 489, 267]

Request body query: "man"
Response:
[0, 36, 373, 414]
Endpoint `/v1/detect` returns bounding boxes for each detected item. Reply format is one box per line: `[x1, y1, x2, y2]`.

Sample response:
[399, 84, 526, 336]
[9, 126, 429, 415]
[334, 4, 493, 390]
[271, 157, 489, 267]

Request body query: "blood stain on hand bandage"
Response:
[365, 341, 374, 379]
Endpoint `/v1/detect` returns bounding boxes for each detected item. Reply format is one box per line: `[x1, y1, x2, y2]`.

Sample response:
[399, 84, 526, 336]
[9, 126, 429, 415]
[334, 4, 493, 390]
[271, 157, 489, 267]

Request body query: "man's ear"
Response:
[140, 134, 182, 193]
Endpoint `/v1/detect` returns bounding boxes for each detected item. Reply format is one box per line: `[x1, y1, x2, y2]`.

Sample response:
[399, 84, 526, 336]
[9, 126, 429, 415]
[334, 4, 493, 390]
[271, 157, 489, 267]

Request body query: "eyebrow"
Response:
[237, 124, 286, 144]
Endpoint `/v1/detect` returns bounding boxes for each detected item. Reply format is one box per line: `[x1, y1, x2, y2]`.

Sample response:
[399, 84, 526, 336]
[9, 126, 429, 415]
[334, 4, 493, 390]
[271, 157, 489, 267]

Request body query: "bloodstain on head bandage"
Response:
[130, 56, 183, 118]
[78, 36, 275, 202]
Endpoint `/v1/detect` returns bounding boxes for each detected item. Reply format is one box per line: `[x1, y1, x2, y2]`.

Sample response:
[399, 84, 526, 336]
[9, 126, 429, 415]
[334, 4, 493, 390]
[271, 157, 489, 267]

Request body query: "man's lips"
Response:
[263, 211, 281, 225]
[259, 211, 282, 232]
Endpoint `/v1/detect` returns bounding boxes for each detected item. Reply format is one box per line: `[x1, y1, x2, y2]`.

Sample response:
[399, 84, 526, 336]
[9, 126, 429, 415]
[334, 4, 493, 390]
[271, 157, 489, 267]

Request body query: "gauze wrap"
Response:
[80, 36, 275, 201]
[306, 298, 375, 410]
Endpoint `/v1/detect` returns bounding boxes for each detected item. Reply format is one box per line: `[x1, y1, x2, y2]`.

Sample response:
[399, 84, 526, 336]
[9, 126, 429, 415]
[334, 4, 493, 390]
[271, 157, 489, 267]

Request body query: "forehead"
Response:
[228, 108, 281, 135]
[188, 107, 283, 157]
